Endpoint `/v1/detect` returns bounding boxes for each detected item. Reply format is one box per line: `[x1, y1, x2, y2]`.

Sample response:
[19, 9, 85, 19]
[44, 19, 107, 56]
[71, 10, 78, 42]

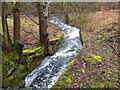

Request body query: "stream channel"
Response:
[25, 16, 82, 89]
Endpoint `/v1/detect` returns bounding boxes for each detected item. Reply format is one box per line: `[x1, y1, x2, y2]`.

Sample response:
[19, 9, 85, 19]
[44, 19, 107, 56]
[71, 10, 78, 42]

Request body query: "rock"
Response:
[48, 34, 63, 55]
[47, 23, 64, 55]
[84, 54, 103, 65]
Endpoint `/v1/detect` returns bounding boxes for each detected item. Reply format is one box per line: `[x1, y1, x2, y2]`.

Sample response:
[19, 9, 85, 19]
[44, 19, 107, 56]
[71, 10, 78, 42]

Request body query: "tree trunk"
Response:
[37, 3, 49, 54]
[13, 2, 22, 60]
[5, 14, 12, 48]
[2, 2, 10, 51]
[62, 2, 69, 24]
[48, 6, 51, 19]
[13, 2, 20, 46]
[65, 12, 69, 24]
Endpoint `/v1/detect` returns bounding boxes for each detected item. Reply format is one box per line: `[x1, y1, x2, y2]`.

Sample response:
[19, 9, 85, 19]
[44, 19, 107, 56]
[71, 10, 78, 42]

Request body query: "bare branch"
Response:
[21, 10, 39, 25]
[23, 30, 39, 40]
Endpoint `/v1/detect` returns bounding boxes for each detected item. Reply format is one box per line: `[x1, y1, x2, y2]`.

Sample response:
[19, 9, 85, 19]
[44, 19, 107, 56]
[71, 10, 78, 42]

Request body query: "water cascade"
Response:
[25, 2, 82, 89]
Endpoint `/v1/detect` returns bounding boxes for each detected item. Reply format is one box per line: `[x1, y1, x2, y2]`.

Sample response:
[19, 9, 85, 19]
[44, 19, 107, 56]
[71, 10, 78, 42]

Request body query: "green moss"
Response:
[91, 82, 104, 88]
[34, 47, 42, 51]
[65, 78, 72, 84]
[2, 53, 18, 79]
[77, 68, 85, 72]
[62, 69, 68, 76]
[23, 46, 44, 55]
[2, 46, 45, 88]
[104, 82, 118, 88]
[52, 68, 74, 89]
[7, 67, 15, 76]
[48, 46, 53, 54]
[11, 79, 24, 87]
[17, 73, 28, 79]
[35, 47, 44, 54]
[11, 69, 21, 78]
[18, 64, 25, 71]
[69, 49, 82, 65]
[2, 76, 14, 88]
[23, 49, 35, 55]
[91, 54, 103, 64]
[48, 33, 63, 55]
[49, 34, 63, 41]
[35, 53, 40, 57]
[84, 54, 103, 65]
[52, 48, 83, 89]
[56, 34, 62, 38]
[2, 53, 18, 63]
[49, 37, 61, 41]
[91, 81, 118, 88]
[27, 56, 34, 61]
[69, 18, 76, 23]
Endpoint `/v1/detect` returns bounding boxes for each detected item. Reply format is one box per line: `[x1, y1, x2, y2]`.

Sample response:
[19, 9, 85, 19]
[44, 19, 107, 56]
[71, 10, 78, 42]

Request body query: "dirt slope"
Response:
[52, 10, 119, 89]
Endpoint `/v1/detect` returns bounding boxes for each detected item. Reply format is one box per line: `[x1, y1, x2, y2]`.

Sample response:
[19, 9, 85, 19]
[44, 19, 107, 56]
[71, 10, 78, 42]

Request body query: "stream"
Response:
[25, 16, 82, 89]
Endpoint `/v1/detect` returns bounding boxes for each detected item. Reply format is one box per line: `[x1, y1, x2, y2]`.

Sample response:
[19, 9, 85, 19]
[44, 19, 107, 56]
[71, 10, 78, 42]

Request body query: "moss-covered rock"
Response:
[23, 47, 44, 56]
[2, 46, 45, 88]
[17, 73, 28, 79]
[10, 79, 24, 87]
[23, 49, 36, 55]
[48, 34, 63, 55]
[49, 34, 63, 42]
[18, 64, 25, 71]
[2, 76, 14, 88]
[84, 54, 103, 65]
[65, 78, 72, 84]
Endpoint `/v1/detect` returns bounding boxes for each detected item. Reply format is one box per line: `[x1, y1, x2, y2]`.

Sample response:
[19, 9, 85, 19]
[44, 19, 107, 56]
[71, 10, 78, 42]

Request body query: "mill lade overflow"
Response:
[25, 16, 82, 89]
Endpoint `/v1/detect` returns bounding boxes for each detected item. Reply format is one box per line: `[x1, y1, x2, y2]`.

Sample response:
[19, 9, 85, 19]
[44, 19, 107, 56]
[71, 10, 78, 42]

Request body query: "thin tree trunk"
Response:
[62, 2, 69, 24]
[5, 14, 12, 48]
[2, 2, 10, 51]
[48, 6, 51, 18]
[65, 12, 69, 24]
[37, 3, 43, 45]
[13, 2, 20, 46]
[37, 3, 49, 54]
[13, 2, 23, 60]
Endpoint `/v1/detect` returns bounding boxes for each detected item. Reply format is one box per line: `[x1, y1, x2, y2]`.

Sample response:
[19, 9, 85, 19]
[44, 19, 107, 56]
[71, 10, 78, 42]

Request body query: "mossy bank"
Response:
[2, 31, 64, 88]
[51, 10, 119, 89]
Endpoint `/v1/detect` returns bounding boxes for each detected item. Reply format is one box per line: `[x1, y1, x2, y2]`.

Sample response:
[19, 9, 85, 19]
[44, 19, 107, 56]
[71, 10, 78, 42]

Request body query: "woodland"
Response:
[0, 2, 119, 89]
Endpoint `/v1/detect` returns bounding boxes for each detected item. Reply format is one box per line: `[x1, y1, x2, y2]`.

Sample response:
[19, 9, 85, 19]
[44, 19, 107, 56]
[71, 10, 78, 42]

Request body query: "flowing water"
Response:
[25, 16, 82, 89]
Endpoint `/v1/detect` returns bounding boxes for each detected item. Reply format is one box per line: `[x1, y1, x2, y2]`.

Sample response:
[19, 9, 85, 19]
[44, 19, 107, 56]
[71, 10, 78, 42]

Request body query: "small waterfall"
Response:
[44, 0, 51, 17]
[25, 16, 82, 89]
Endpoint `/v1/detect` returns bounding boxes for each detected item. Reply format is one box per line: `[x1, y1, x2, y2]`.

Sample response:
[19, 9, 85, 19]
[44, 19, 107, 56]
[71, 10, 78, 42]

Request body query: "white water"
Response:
[25, 16, 82, 89]
[44, 0, 51, 17]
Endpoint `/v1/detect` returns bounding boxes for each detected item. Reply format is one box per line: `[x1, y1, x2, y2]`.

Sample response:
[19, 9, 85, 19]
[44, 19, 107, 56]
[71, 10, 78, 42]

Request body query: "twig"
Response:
[109, 45, 119, 56]
[24, 43, 35, 45]
[21, 10, 39, 25]
[23, 30, 39, 40]
[31, 32, 39, 40]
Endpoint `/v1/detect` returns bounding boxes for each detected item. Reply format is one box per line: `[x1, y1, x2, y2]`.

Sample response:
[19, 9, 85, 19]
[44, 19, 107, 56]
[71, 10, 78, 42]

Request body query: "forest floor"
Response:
[7, 16, 64, 49]
[52, 10, 120, 89]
